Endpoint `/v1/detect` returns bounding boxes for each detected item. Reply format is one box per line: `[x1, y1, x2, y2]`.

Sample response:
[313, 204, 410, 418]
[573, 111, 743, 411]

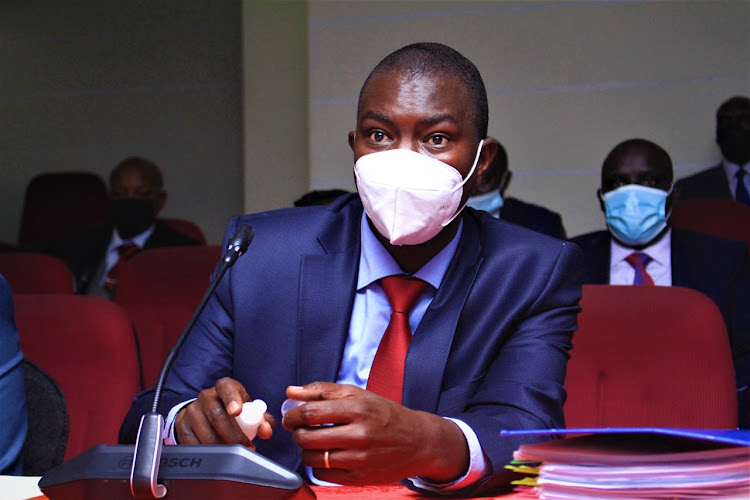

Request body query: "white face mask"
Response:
[354, 140, 484, 246]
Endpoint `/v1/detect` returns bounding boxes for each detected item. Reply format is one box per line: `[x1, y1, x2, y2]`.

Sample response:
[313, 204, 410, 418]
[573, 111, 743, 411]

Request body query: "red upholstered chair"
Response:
[0, 252, 74, 294]
[14, 295, 141, 461]
[115, 245, 222, 387]
[19, 172, 110, 252]
[564, 285, 737, 429]
[159, 217, 207, 244]
[671, 198, 750, 250]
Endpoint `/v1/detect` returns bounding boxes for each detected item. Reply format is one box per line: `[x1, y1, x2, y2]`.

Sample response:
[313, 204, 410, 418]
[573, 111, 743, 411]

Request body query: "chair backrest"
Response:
[159, 218, 207, 245]
[14, 295, 141, 461]
[565, 284, 737, 428]
[21, 359, 69, 475]
[115, 245, 222, 387]
[0, 252, 74, 294]
[0, 241, 19, 252]
[671, 198, 750, 250]
[19, 172, 110, 252]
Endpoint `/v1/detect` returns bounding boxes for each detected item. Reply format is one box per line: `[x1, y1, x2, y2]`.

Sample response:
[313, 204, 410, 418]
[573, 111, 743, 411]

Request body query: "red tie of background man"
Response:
[625, 251, 655, 286]
[103, 243, 140, 293]
[367, 275, 428, 404]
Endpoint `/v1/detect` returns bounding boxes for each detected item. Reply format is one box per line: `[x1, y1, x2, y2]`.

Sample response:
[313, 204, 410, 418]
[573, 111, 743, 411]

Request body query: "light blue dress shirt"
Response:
[167, 214, 488, 491]
[336, 214, 458, 387]
[316, 214, 488, 491]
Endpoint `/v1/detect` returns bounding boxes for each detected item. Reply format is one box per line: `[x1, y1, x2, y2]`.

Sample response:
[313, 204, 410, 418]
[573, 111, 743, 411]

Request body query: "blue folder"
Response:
[500, 427, 750, 446]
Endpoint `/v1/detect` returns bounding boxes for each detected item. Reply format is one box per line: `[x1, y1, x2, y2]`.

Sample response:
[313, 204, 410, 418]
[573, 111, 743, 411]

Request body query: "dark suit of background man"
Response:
[466, 140, 566, 239]
[56, 157, 200, 298]
[676, 96, 750, 204]
[570, 138, 750, 428]
[121, 42, 583, 496]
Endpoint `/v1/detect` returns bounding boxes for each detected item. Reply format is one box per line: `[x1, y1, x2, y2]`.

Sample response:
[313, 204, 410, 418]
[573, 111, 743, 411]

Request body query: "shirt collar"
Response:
[109, 224, 155, 251]
[723, 158, 750, 175]
[357, 213, 462, 291]
[611, 227, 672, 266]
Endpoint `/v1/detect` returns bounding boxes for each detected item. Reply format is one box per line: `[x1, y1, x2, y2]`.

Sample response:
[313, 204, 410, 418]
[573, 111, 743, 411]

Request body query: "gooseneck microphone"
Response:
[151, 223, 255, 416]
[131, 224, 255, 499]
[39, 224, 316, 500]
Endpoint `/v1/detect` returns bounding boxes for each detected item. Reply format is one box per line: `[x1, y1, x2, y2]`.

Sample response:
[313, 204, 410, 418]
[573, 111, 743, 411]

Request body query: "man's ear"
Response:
[348, 131, 356, 151]
[472, 138, 499, 196]
[596, 188, 605, 213]
[476, 137, 498, 178]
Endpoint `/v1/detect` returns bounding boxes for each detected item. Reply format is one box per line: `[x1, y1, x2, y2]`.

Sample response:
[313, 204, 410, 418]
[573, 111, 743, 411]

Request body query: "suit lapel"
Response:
[297, 204, 361, 385]
[670, 229, 690, 287]
[79, 226, 114, 293]
[580, 232, 611, 284]
[596, 233, 612, 284]
[402, 214, 483, 413]
[708, 164, 733, 198]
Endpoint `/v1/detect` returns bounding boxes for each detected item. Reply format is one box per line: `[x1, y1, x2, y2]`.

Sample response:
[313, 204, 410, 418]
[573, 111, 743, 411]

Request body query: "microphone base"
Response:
[39, 444, 316, 500]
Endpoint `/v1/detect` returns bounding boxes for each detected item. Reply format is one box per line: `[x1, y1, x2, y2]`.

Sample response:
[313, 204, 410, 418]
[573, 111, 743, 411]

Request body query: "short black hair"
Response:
[717, 95, 750, 116]
[358, 42, 489, 140]
[111, 156, 163, 191]
[602, 138, 673, 184]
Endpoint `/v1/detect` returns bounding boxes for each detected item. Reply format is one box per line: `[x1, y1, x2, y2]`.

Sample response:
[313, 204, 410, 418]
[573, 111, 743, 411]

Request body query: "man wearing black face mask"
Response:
[56, 157, 200, 298]
[676, 96, 750, 204]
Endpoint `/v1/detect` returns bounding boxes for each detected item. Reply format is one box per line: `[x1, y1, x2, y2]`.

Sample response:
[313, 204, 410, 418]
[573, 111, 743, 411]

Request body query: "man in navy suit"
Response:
[56, 157, 200, 298]
[570, 138, 750, 428]
[0, 274, 27, 475]
[676, 96, 750, 203]
[121, 43, 583, 495]
[467, 140, 566, 238]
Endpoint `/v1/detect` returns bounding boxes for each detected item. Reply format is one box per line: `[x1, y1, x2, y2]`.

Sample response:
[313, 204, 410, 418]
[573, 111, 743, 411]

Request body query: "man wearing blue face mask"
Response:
[570, 138, 750, 428]
[466, 140, 566, 239]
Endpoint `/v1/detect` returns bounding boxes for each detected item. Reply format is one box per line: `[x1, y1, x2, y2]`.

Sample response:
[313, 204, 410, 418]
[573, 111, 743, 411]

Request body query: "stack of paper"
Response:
[502, 428, 750, 499]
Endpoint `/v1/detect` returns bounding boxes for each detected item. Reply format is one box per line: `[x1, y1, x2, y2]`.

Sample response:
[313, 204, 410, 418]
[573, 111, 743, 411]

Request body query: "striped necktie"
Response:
[625, 252, 655, 286]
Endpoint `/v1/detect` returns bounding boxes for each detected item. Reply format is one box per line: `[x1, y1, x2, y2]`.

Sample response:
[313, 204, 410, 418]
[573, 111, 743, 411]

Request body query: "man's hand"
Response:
[175, 377, 275, 449]
[282, 382, 469, 485]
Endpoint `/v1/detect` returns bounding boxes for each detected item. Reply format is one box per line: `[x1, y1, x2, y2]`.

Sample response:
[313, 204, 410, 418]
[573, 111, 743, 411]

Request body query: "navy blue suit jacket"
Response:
[120, 195, 583, 494]
[0, 275, 27, 475]
[570, 229, 750, 427]
[500, 197, 566, 239]
[676, 164, 733, 200]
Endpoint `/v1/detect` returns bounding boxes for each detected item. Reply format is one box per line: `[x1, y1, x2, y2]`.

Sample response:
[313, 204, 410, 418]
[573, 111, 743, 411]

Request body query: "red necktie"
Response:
[367, 275, 428, 403]
[103, 243, 140, 293]
[625, 252, 655, 286]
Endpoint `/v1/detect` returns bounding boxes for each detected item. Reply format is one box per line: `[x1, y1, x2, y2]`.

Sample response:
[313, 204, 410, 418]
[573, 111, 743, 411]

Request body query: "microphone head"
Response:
[223, 224, 255, 265]
[229, 224, 255, 253]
